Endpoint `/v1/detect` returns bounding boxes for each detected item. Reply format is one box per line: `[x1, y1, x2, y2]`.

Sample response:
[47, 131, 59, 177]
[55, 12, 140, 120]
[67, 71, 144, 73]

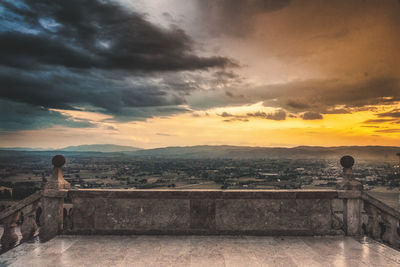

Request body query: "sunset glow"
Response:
[1, 0, 400, 149]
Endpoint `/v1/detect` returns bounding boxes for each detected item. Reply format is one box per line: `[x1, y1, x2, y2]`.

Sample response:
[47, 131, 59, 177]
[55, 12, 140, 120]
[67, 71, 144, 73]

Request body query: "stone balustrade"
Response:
[0, 191, 41, 252]
[1, 154, 399, 253]
[0, 154, 70, 252]
[362, 192, 400, 248]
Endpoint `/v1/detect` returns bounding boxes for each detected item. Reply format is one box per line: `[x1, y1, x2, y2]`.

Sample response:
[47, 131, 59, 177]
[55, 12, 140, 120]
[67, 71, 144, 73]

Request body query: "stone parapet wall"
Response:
[66, 189, 344, 235]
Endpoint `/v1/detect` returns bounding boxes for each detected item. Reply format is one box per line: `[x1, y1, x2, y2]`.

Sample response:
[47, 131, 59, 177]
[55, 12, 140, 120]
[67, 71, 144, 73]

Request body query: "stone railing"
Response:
[362, 192, 400, 248]
[58, 155, 363, 236]
[0, 191, 41, 252]
[66, 189, 344, 235]
[0, 155, 70, 252]
[2, 154, 399, 252]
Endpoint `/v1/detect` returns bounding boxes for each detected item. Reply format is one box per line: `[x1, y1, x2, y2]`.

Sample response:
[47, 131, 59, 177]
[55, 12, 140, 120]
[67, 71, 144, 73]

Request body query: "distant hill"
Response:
[0, 147, 47, 151]
[128, 145, 400, 161]
[0, 144, 141, 153]
[59, 144, 141, 152]
[1, 145, 399, 161]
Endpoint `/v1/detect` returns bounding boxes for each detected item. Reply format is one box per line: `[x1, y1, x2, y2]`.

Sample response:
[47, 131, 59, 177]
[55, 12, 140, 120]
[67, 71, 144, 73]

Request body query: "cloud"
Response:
[0, 0, 233, 72]
[156, 133, 175, 137]
[247, 110, 287, 121]
[220, 112, 233, 118]
[0, 66, 187, 116]
[2, 0, 400, 133]
[0, 0, 236, 130]
[376, 109, 400, 118]
[250, 77, 400, 114]
[187, 76, 400, 116]
[195, 0, 292, 36]
[363, 119, 398, 124]
[217, 112, 248, 122]
[0, 99, 95, 131]
[219, 109, 287, 122]
[286, 100, 311, 110]
[374, 129, 400, 133]
[301, 111, 323, 120]
[223, 118, 249, 123]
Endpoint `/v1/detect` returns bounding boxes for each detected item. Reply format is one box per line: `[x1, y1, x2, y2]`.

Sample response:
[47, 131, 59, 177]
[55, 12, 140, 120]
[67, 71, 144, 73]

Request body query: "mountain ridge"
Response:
[0, 144, 399, 161]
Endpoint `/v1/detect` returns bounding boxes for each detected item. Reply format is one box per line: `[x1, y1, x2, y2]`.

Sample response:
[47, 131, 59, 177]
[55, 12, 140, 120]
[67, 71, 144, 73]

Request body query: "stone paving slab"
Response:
[0, 235, 399, 267]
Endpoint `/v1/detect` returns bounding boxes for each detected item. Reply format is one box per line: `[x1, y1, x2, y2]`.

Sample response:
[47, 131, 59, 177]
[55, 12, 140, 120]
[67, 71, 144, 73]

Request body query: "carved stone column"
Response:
[337, 155, 363, 236]
[0, 211, 20, 251]
[39, 155, 70, 242]
[21, 201, 40, 242]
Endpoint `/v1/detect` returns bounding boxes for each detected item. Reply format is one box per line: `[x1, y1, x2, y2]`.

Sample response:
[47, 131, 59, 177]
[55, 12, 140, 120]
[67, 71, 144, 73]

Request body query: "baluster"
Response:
[21, 200, 40, 242]
[382, 214, 400, 247]
[63, 207, 73, 232]
[0, 211, 21, 251]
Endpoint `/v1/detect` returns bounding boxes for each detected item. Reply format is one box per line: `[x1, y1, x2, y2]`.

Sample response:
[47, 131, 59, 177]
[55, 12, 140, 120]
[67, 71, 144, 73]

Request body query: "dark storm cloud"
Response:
[301, 112, 323, 120]
[0, 0, 233, 71]
[0, 99, 95, 131]
[286, 100, 311, 110]
[0, 66, 187, 116]
[196, 0, 291, 36]
[0, 0, 235, 130]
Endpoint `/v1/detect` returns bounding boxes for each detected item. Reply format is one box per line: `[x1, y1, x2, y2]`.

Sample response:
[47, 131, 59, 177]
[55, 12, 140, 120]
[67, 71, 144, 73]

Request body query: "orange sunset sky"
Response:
[0, 0, 399, 149]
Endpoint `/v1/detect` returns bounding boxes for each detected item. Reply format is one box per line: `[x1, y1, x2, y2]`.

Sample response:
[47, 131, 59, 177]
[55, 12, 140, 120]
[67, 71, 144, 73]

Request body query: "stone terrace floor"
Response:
[1, 235, 400, 267]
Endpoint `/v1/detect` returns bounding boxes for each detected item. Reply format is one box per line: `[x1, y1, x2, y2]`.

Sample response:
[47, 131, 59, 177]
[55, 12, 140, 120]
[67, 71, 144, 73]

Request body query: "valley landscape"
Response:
[1, 145, 399, 210]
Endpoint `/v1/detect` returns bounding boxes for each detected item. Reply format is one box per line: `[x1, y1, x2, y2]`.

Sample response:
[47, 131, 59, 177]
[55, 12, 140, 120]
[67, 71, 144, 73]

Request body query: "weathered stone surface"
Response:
[331, 199, 343, 212]
[63, 204, 73, 232]
[382, 214, 400, 247]
[66, 189, 342, 235]
[215, 199, 332, 234]
[0, 211, 20, 252]
[362, 192, 400, 220]
[39, 156, 70, 242]
[337, 190, 362, 199]
[62, 189, 389, 235]
[67, 189, 338, 199]
[343, 198, 362, 236]
[0, 191, 41, 222]
[190, 199, 216, 230]
[21, 201, 39, 241]
[44, 167, 70, 191]
[2, 235, 400, 266]
[39, 197, 64, 242]
[72, 197, 190, 233]
[363, 193, 400, 248]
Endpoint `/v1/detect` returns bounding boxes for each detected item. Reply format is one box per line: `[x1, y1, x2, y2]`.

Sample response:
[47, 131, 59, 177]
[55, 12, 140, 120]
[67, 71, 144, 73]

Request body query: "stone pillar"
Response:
[39, 155, 70, 242]
[337, 155, 363, 236]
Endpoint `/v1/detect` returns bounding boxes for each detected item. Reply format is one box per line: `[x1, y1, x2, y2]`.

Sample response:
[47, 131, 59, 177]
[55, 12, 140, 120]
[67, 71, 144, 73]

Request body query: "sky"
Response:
[0, 0, 400, 149]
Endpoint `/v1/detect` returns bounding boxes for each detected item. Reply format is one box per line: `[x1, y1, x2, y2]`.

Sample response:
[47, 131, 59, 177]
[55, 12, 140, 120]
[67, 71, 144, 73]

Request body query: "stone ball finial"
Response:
[340, 155, 354, 169]
[52, 155, 66, 167]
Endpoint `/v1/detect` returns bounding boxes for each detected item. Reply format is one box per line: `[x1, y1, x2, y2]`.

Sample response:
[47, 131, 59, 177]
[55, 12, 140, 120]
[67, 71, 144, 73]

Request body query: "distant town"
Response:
[0, 146, 399, 206]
